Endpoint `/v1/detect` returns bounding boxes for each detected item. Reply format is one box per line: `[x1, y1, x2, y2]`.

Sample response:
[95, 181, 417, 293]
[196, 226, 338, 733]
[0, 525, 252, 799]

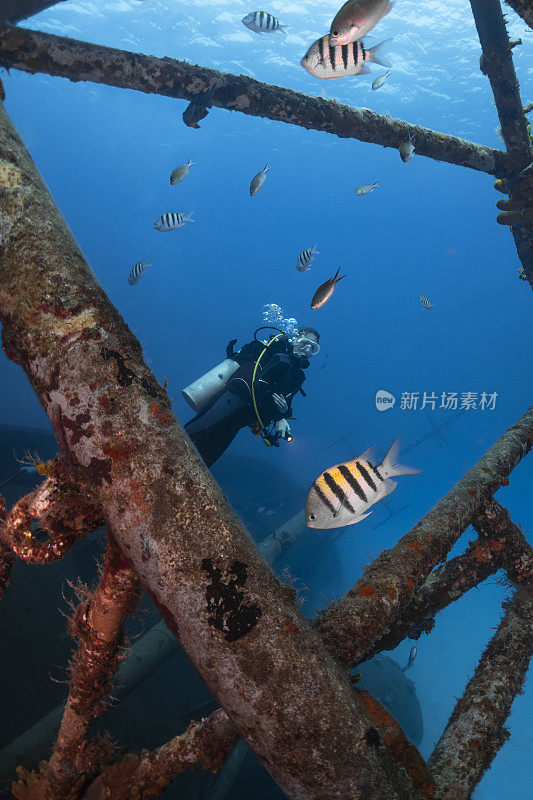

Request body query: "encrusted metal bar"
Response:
[314, 403, 533, 667]
[0, 97, 422, 800]
[44, 535, 141, 800]
[428, 585, 533, 799]
[505, 0, 533, 29]
[356, 532, 507, 664]
[470, 0, 533, 284]
[471, 498, 533, 584]
[0, 24, 508, 178]
[0, 0, 67, 23]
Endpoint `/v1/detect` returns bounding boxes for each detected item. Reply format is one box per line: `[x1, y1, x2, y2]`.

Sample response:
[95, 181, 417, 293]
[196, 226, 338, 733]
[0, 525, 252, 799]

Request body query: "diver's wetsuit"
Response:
[184, 336, 308, 467]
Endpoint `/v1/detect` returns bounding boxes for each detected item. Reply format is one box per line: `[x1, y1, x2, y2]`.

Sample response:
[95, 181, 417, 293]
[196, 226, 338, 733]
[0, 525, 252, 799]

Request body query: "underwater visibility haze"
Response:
[0, 0, 532, 797]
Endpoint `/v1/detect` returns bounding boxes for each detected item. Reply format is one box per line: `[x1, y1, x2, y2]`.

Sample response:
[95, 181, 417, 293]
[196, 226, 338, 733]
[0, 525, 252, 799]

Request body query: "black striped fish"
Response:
[301, 34, 391, 79]
[296, 244, 319, 272]
[154, 212, 194, 232]
[242, 11, 288, 33]
[128, 258, 150, 286]
[419, 294, 433, 310]
[305, 437, 421, 529]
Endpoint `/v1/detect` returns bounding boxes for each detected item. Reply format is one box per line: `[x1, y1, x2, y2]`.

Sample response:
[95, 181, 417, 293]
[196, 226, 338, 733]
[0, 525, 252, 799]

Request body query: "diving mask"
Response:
[292, 334, 320, 358]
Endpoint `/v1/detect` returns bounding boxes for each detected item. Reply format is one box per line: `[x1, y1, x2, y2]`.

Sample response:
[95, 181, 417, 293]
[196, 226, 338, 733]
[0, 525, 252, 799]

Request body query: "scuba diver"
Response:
[182, 326, 320, 467]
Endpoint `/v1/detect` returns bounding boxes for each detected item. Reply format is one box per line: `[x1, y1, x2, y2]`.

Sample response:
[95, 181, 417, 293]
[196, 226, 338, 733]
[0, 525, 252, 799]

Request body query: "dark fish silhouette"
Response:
[310, 267, 347, 309]
[182, 87, 214, 129]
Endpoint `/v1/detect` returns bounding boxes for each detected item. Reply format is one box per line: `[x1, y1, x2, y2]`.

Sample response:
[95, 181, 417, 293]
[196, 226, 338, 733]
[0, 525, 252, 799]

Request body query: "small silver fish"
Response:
[170, 159, 194, 185]
[354, 181, 379, 195]
[250, 163, 270, 196]
[305, 437, 421, 529]
[183, 88, 214, 129]
[154, 212, 194, 231]
[242, 11, 288, 33]
[297, 244, 319, 271]
[301, 35, 391, 80]
[402, 645, 418, 672]
[419, 294, 432, 310]
[311, 267, 346, 310]
[128, 258, 150, 286]
[372, 69, 391, 90]
[329, 0, 394, 46]
[399, 134, 415, 162]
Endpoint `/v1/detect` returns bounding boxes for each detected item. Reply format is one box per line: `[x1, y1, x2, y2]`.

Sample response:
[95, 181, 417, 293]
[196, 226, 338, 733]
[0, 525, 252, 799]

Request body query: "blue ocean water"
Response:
[0, 0, 532, 797]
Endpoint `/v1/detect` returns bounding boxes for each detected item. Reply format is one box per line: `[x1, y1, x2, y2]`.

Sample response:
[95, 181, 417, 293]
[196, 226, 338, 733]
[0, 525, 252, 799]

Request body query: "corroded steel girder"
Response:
[0, 99, 422, 800]
[428, 585, 533, 800]
[0, 24, 509, 177]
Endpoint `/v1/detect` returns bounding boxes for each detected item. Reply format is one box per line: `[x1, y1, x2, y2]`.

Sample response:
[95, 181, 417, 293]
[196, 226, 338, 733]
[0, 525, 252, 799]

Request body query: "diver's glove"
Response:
[272, 393, 288, 414]
[275, 418, 291, 439]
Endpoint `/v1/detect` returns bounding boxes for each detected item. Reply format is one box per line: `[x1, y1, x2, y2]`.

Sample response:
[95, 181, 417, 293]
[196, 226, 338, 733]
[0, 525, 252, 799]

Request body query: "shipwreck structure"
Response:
[0, 0, 531, 798]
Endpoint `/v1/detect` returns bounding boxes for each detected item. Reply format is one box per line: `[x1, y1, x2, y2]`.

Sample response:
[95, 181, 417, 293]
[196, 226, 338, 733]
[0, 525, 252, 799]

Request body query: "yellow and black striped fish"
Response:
[305, 437, 421, 529]
[419, 294, 433, 310]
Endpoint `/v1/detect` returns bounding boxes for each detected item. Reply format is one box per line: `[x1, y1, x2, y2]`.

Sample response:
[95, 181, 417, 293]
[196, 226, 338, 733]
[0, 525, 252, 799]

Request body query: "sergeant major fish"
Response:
[372, 69, 391, 90]
[170, 160, 194, 185]
[297, 244, 319, 271]
[183, 88, 214, 129]
[301, 35, 391, 79]
[305, 437, 421, 529]
[329, 0, 394, 46]
[242, 11, 288, 33]
[399, 134, 415, 162]
[250, 163, 270, 196]
[154, 212, 194, 231]
[128, 258, 150, 286]
[419, 294, 433, 310]
[310, 267, 346, 309]
[354, 181, 379, 195]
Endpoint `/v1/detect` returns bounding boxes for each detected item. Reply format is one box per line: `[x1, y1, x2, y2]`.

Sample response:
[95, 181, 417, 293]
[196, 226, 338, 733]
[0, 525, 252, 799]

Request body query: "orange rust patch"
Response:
[102, 442, 133, 461]
[471, 545, 490, 563]
[489, 540, 505, 553]
[359, 584, 376, 597]
[407, 539, 424, 552]
[150, 402, 173, 426]
[99, 396, 110, 407]
[356, 689, 435, 798]
[281, 619, 298, 635]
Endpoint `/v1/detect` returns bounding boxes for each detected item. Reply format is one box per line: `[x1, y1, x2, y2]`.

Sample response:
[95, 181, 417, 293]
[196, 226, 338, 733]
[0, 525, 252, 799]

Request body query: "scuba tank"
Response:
[182, 358, 240, 413]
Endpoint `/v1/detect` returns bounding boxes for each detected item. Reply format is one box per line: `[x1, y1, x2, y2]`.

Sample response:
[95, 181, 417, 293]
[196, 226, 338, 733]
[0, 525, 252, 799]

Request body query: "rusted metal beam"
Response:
[45, 535, 141, 800]
[428, 584, 533, 799]
[0, 98, 422, 800]
[471, 497, 533, 584]
[0, 24, 509, 178]
[0, 0, 67, 24]
[356, 532, 507, 663]
[314, 403, 533, 667]
[505, 0, 533, 29]
[470, 0, 533, 284]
